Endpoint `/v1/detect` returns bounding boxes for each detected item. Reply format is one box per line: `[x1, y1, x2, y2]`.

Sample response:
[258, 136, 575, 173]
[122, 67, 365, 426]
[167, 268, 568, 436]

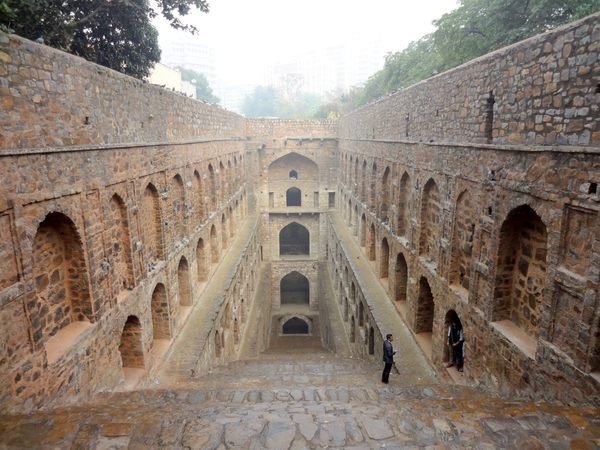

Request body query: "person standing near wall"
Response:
[381, 333, 396, 383]
[449, 319, 464, 372]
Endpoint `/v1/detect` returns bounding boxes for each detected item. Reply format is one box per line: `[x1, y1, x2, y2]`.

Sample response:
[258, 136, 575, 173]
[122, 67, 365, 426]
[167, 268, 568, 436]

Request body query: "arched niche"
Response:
[280, 271, 309, 305]
[268, 152, 318, 181]
[279, 222, 309, 256]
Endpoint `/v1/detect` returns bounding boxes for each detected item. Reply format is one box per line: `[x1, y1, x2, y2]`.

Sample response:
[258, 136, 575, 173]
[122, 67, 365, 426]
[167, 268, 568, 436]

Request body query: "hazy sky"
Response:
[154, 0, 459, 85]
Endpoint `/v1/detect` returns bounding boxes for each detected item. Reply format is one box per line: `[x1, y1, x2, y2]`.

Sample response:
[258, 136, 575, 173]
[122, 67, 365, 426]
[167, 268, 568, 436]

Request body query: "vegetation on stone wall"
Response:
[318, 0, 600, 116]
[0, 0, 209, 79]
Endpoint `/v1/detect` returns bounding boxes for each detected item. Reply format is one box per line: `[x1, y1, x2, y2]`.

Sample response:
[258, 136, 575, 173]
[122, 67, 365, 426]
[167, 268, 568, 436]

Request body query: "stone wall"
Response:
[0, 32, 257, 412]
[1, 13, 599, 412]
[334, 13, 600, 407]
[0, 33, 245, 149]
[339, 14, 600, 147]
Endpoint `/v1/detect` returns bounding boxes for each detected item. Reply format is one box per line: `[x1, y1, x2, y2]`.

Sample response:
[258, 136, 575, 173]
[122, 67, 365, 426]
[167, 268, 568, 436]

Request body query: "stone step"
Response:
[2, 387, 597, 449]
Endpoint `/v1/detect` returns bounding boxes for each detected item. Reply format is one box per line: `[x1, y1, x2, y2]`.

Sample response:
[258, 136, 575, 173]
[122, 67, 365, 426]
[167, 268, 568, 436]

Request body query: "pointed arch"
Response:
[493, 205, 547, 337]
[380, 237, 390, 278]
[419, 178, 441, 263]
[109, 193, 133, 296]
[32, 212, 92, 345]
[394, 253, 408, 302]
[286, 187, 302, 206]
[279, 222, 310, 256]
[450, 190, 475, 291]
[368, 223, 376, 261]
[280, 271, 309, 305]
[170, 174, 185, 244]
[177, 257, 192, 307]
[151, 283, 171, 339]
[397, 172, 410, 237]
[196, 238, 207, 281]
[221, 213, 228, 250]
[119, 316, 144, 369]
[381, 166, 391, 221]
[193, 170, 205, 223]
[416, 276, 435, 333]
[210, 224, 219, 264]
[142, 183, 163, 262]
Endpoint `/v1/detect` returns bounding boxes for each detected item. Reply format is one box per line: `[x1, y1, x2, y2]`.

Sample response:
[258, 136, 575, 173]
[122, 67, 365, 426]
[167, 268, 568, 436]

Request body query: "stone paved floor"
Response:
[1, 349, 599, 449]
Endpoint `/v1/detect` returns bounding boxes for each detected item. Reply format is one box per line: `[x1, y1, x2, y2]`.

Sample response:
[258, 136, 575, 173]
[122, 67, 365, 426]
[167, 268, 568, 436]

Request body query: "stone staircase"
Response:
[0, 349, 598, 449]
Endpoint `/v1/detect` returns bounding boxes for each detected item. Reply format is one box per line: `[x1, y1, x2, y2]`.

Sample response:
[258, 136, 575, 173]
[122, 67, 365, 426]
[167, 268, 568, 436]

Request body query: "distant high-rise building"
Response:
[158, 31, 217, 92]
[266, 41, 386, 96]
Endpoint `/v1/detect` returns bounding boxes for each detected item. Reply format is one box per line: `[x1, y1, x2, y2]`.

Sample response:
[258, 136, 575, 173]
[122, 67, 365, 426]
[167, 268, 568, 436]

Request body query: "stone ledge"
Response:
[45, 321, 95, 365]
[490, 320, 537, 360]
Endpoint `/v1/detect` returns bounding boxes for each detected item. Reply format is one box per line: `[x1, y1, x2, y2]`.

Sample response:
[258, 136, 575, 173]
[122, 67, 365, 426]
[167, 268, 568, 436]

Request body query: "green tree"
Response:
[0, 0, 209, 79]
[177, 66, 219, 103]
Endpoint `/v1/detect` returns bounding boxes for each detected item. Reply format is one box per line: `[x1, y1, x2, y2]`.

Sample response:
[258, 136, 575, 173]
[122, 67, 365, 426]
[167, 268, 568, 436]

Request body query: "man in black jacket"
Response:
[381, 333, 396, 383]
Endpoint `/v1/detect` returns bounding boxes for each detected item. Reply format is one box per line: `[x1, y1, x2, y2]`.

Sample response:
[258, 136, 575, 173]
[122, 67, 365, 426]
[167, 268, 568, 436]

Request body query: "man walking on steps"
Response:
[382, 333, 396, 384]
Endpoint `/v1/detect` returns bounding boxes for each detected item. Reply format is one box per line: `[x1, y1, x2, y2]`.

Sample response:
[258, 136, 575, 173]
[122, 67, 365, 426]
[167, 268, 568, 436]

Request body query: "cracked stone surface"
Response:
[0, 351, 598, 449]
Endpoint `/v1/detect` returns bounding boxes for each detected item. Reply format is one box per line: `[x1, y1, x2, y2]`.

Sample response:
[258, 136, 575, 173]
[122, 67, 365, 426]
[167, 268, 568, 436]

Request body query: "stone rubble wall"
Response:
[246, 119, 338, 139]
[0, 32, 245, 150]
[339, 14, 600, 147]
[0, 12, 599, 413]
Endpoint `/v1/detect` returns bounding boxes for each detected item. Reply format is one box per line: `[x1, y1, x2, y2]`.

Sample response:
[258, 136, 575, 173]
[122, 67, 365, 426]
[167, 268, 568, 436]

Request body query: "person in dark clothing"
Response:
[381, 333, 396, 383]
[449, 319, 464, 372]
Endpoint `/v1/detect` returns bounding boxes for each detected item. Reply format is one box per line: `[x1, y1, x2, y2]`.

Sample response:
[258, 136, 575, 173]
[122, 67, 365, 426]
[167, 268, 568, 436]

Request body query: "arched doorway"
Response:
[279, 222, 310, 255]
[280, 271, 310, 305]
[119, 316, 144, 369]
[286, 187, 302, 206]
[282, 317, 310, 334]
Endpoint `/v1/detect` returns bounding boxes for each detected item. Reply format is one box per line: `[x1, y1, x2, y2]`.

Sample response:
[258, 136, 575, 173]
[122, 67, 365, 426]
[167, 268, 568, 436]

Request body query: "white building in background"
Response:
[158, 31, 217, 90]
[147, 63, 196, 98]
[266, 41, 386, 96]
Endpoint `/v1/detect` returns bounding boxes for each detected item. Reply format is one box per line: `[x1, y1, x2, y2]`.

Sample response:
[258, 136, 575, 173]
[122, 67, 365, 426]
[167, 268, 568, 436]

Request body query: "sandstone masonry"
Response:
[0, 13, 598, 412]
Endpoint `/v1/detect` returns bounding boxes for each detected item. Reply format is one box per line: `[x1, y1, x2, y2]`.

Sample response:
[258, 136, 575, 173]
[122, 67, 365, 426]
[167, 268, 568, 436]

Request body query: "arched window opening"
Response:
[493, 205, 547, 338]
[368, 224, 376, 261]
[381, 166, 391, 221]
[368, 327, 375, 355]
[142, 183, 163, 262]
[170, 174, 185, 243]
[32, 212, 92, 346]
[360, 214, 367, 247]
[109, 194, 133, 296]
[210, 225, 219, 263]
[119, 316, 144, 369]
[193, 170, 205, 222]
[151, 283, 170, 339]
[282, 317, 309, 334]
[416, 277, 435, 334]
[221, 214, 228, 250]
[397, 172, 410, 237]
[196, 238, 207, 281]
[370, 163, 377, 209]
[286, 187, 302, 206]
[450, 190, 475, 292]
[394, 253, 408, 302]
[208, 164, 217, 210]
[177, 257, 192, 307]
[419, 178, 441, 263]
[350, 316, 356, 343]
[380, 238, 390, 279]
[358, 302, 365, 326]
[279, 222, 309, 256]
[280, 271, 309, 305]
[289, 170, 298, 180]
